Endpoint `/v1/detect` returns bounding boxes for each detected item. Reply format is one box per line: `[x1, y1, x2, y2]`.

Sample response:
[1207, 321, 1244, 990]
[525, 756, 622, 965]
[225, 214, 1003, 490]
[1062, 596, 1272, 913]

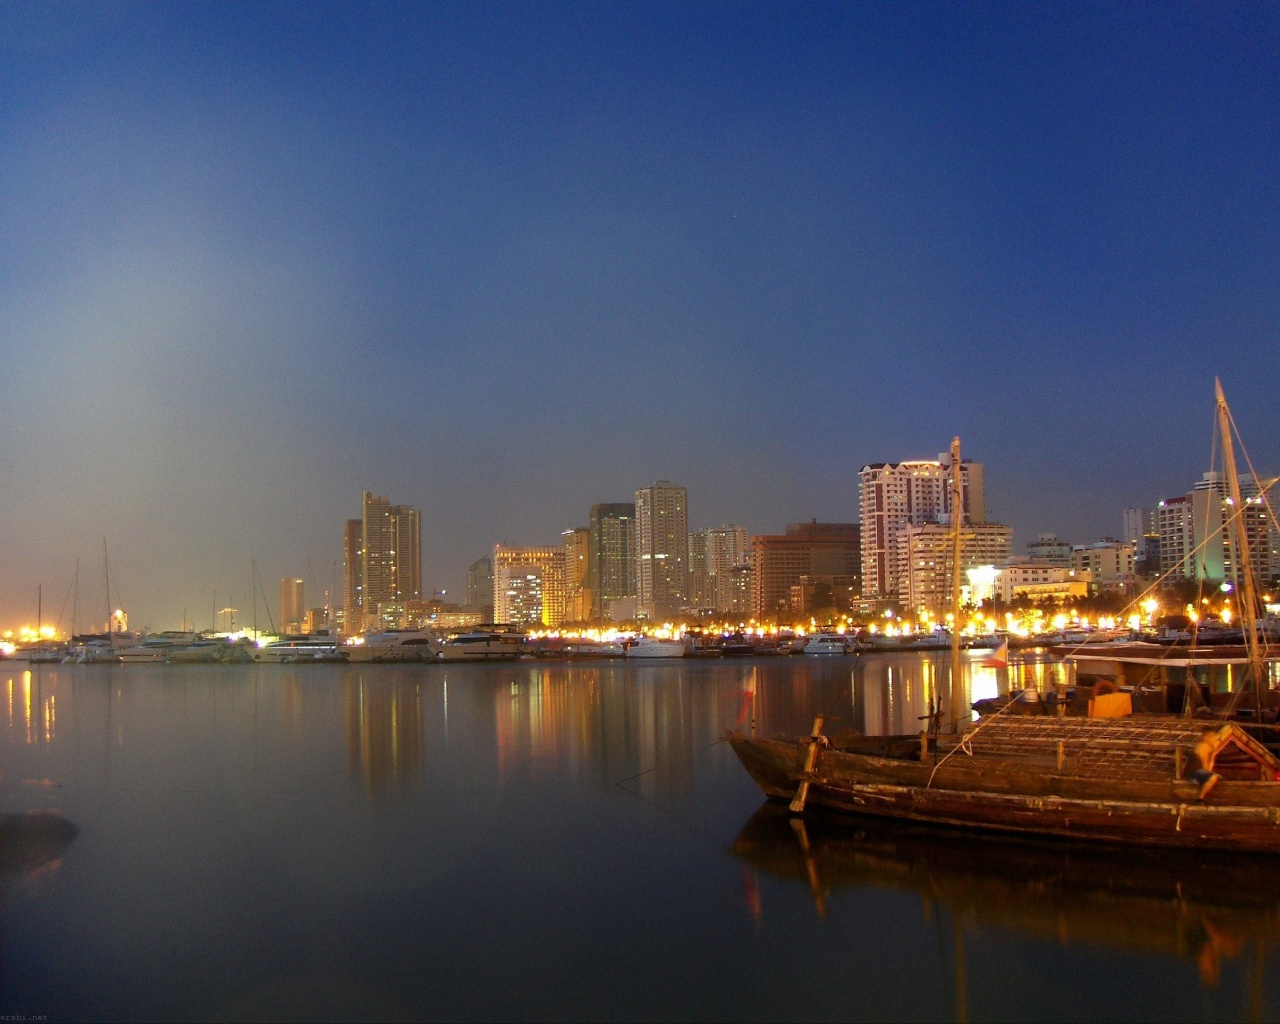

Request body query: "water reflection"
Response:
[732, 803, 1280, 993]
[5, 658, 1278, 1021]
[344, 675, 425, 795]
[4, 671, 58, 747]
[491, 663, 751, 798]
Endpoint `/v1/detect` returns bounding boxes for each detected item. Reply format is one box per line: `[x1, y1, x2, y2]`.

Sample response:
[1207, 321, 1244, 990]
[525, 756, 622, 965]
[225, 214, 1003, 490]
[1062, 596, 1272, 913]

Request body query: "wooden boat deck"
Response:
[729, 714, 1280, 851]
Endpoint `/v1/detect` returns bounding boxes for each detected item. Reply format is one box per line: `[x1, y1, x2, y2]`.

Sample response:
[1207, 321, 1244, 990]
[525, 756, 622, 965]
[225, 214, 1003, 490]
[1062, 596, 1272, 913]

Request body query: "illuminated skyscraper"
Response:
[561, 527, 592, 623]
[344, 492, 422, 633]
[342, 519, 363, 633]
[362, 492, 396, 612]
[859, 456, 985, 600]
[391, 504, 422, 603]
[635, 481, 688, 620]
[589, 503, 635, 621]
[280, 578, 304, 634]
[493, 545, 563, 628]
[689, 524, 748, 612]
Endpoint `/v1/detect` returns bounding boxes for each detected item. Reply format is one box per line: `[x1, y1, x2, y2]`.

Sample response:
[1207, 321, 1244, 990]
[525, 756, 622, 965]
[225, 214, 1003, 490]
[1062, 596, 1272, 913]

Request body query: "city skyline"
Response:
[2, 4, 1279, 629]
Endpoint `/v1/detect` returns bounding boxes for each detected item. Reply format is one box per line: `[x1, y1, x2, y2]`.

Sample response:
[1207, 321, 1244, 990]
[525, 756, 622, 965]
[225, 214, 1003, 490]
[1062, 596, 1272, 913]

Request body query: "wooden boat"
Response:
[731, 390, 1280, 852]
[729, 714, 1280, 852]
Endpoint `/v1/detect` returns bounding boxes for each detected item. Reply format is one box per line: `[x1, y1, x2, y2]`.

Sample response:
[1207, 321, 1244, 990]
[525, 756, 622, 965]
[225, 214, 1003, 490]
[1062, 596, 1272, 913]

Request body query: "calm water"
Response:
[2, 653, 1278, 1022]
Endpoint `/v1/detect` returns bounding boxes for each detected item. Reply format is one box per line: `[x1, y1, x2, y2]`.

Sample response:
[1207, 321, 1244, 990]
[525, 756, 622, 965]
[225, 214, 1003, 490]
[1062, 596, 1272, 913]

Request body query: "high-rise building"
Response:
[342, 519, 363, 633]
[561, 528, 592, 623]
[749, 522, 860, 620]
[1158, 472, 1279, 584]
[688, 524, 749, 613]
[1157, 496, 1195, 579]
[1123, 508, 1156, 547]
[391, 504, 422, 604]
[688, 532, 710, 609]
[280, 578, 304, 634]
[589, 503, 635, 620]
[896, 522, 1013, 614]
[859, 456, 985, 600]
[493, 545, 564, 628]
[722, 564, 753, 617]
[362, 491, 396, 613]
[343, 492, 422, 634]
[466, 557, 494, 619]
[634, 482, 689, 620]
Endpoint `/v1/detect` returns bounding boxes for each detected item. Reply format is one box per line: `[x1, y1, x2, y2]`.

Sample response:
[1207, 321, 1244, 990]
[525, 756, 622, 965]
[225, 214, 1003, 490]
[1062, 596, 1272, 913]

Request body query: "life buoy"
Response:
[1093, 679, 1119, 696]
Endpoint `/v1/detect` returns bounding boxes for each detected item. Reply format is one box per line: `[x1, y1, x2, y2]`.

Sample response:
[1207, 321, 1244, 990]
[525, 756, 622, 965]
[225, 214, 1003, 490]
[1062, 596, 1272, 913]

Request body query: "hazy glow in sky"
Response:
[1, 3, 1278, 630]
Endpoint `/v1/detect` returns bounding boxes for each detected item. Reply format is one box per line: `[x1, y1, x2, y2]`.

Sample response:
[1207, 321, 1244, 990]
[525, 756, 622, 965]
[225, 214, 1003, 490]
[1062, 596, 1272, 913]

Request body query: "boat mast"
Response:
[103, 538, 112, 641]
[1215, 378, 1266, 709]
[949, 436, 965, 732]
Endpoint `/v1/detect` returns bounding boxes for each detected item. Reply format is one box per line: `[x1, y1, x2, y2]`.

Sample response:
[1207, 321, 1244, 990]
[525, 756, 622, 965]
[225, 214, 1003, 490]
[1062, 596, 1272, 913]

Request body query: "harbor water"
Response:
[2, 653, 1278, 1021]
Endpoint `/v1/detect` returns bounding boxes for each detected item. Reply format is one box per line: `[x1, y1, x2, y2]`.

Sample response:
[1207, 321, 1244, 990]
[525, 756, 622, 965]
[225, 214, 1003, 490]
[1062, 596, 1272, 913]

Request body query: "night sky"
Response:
[1, 2, 1278, 631]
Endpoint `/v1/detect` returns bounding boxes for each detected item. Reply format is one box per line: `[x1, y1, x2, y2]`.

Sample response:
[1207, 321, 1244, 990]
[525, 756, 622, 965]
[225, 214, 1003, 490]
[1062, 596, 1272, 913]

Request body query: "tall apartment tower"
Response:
[344, 492, 423, 634]
[589, 503, 636, 620]
[1157, 496, 1195, 579]
[466, 557, 494, 618]
[342, 519, 363, 633]
[1168, 472, 1280, 584]
[689, 524, 749, 611]
[634, 481, 689, 621]
[561, 528, 592, 623]
[391, 504, 422, 604]
[859, 456, 985, 600]
[1123, 507, 1156, 546]
[280, 578, 304, 634]
[362, 491, 396, 613]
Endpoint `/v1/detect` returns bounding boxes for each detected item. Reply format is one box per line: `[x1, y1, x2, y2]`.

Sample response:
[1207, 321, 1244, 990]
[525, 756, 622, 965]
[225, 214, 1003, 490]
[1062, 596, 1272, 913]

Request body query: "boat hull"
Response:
[729, 733, 1280, 853]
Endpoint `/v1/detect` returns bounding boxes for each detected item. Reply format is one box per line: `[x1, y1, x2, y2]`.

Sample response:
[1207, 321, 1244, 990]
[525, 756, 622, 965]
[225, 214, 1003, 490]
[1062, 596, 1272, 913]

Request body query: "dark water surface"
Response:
[2, 655, 1278, 1022]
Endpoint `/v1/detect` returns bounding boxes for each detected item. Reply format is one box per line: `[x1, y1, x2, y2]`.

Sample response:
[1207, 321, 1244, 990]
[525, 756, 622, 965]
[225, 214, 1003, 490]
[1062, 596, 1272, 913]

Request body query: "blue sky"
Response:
[1, 2, 1278, 629]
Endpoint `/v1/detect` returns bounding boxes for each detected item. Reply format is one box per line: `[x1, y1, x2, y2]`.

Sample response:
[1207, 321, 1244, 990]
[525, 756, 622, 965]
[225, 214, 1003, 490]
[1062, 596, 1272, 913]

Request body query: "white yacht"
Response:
[898, 631, 952, 651]
[117, 632, 200, 663]
[167, 639, 233, 663]
[802, 633, 850, 655]
[67, 632, 141, 664]
[12, 642, 67, 664]
[623, 636, 686, 659]
[563, 639, 627, 658]
[252, 633, 348, 663]
[437, 631, 524, 661]
[345, 630, 441, 663]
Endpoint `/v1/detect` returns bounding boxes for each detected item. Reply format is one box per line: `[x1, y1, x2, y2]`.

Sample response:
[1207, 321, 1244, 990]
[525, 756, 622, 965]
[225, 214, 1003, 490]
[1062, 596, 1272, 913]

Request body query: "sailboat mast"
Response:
[103, 538, 112, 640]
[949, 437, 965, 732]
[37, 584, 42, 636]
[1215, 378, 1266, 707]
